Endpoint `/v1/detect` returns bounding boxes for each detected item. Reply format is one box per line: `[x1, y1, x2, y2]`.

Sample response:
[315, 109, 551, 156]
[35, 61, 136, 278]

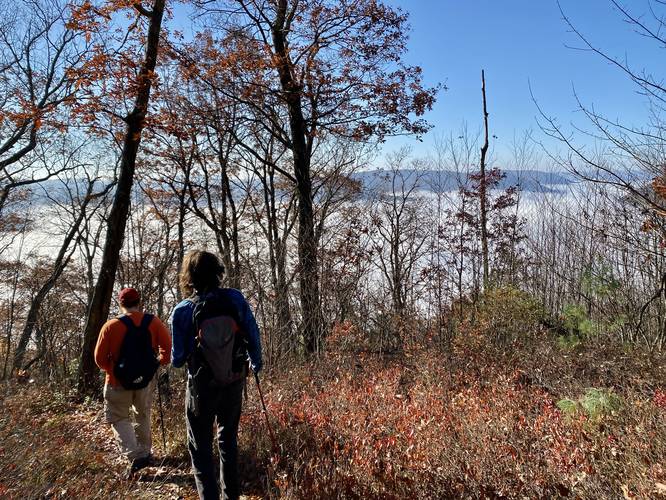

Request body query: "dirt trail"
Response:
[0, 383, 266, 499]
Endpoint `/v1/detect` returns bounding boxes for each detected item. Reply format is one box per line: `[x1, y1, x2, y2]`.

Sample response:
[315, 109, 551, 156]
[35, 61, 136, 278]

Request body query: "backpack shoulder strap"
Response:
[118, 315, 135, 333]
[216, 288, 242, 325]
[140, 313, 154, 331]
[189, 294, 206, 335]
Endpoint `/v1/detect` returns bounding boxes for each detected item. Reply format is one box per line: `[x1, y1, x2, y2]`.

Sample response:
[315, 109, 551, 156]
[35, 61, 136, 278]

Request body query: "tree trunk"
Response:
[1, 229, 26, 379]
[156, 220, 171, 318]
[218, 141, 241, 289]
[479, 70, 491, 290]
[295, 156, 322, 353]
[271, 0, 322, 353]
[175, 160, 190, 301]
[77, 0, 166, 395]
[223, 166, 241, 289]
[262, 162, 294, 355]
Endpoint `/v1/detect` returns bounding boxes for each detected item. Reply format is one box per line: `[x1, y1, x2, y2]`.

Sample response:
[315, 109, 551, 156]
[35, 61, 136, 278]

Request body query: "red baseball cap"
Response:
[118, 288, 140, 307]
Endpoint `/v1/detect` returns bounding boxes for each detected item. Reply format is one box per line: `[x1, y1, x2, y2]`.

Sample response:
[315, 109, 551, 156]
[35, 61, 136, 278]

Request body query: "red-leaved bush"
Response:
[1, 333, 664, 499]
[239, 340, 666, 499]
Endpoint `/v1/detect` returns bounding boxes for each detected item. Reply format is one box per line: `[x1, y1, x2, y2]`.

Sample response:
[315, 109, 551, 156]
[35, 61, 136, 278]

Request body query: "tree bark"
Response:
[265, 162, 294, 353]
[1, 230, 26, 379]
[216, 128, 241, 289]
[77, 0, 167, 395]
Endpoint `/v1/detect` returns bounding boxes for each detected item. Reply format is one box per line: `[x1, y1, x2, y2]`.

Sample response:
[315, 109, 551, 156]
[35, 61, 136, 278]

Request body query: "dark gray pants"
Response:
[186, 377, 244, 500]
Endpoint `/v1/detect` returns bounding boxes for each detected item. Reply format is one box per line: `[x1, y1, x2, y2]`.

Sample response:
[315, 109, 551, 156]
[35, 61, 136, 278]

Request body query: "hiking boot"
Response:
[126, 454, 152, 478]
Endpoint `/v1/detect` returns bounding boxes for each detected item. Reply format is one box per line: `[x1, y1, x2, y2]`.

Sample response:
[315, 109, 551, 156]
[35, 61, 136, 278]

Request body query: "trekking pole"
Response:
[156, 372, 167, 452]
[253, 371, 279, 455]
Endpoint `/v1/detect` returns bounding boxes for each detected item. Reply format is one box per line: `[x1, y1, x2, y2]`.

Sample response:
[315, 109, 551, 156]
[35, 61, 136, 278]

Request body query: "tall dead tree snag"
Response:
[480, 70, 491, 290]
[76, 0, 167, 394]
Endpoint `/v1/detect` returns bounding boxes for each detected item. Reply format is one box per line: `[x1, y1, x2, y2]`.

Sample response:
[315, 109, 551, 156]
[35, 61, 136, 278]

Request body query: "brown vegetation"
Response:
[2, 313, 665, 498]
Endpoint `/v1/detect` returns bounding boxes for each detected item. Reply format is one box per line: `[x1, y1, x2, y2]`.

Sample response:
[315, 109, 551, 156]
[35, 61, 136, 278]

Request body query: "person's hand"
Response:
[251, 361, 262, 374]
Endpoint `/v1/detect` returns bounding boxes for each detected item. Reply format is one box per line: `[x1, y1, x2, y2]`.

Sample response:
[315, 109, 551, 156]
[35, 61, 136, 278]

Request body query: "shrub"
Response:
[581, 388, 622, 419]
[562, 304, 595, 337]
[2, 332, 664, 499]
[474, 286, 544, 346]
[557, 388, 623, 421]
[560, 303, 628, 346]
[557, 334, 582, 350]
[327, 320, 365, 352]
[581, 264, 621, 298]
[556, 398, 578, 417]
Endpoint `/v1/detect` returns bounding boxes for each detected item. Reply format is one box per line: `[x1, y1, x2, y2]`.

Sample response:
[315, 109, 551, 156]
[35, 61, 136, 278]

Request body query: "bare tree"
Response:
[0, 0, 86, 216]
[13, 168, 111, 372]
[0, 219, 30, 379]
[368, 150, 430, 349]
[188, 0, 438, 353]
[532, 0, 666, 347]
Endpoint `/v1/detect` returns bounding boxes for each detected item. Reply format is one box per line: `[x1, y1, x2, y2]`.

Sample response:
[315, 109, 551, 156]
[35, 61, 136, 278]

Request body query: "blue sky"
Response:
[382, 0, 663, 163]
[169, 0, 662, 167]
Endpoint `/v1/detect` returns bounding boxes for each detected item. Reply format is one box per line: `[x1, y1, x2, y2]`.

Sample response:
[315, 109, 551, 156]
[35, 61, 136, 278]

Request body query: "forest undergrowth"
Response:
[1, 335, 665, 499]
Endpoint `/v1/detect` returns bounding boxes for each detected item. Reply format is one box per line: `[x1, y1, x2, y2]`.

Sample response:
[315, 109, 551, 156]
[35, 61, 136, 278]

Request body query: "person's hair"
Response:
[179, 250, 225, 296]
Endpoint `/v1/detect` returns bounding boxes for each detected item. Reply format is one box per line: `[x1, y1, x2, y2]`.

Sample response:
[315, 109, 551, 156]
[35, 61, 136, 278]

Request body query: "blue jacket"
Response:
[169, 288, 262, 372]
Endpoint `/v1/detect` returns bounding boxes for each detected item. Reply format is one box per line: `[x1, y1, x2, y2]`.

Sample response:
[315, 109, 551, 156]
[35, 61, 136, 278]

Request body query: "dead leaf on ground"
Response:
[655, 482, 666, 496]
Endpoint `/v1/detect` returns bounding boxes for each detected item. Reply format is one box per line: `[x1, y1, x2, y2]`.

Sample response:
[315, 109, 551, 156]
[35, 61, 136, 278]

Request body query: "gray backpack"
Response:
[190, 291, 248, 387]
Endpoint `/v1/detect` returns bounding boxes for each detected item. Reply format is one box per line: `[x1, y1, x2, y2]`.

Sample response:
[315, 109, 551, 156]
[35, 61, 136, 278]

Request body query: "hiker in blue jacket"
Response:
[170, 249, 262, 500]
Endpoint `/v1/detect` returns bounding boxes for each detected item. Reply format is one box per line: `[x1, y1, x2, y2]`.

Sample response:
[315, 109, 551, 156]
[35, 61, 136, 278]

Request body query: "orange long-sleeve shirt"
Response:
[94, 311, 172, 388]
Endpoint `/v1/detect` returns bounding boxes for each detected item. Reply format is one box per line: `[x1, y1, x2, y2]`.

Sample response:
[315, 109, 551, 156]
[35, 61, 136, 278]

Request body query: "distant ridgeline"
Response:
[351, 169, 575, 195]
[23, 178, 113, 207]
[26, 169, 578, 207]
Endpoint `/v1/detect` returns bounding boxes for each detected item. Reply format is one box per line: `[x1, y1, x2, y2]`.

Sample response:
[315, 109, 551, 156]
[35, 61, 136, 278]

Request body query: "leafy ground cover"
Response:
[1, 338, 665, 499]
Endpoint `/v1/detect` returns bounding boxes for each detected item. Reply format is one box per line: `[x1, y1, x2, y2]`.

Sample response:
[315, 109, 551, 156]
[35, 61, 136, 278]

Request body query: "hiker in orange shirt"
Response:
[94, 288, 171, 477]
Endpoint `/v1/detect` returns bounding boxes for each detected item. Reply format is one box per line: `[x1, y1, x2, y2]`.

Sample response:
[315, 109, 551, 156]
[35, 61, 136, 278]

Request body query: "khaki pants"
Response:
[103, 380, 154, 461]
